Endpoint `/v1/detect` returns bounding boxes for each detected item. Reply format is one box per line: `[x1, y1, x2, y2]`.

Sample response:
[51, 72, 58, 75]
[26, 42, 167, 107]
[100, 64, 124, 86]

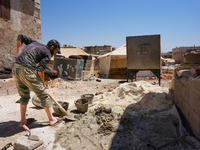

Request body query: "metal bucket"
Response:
[52, 101, 69, 116]
[81, 94, 94, 104]
[75, 98, 88, 113]
[32, 95, 53, 108]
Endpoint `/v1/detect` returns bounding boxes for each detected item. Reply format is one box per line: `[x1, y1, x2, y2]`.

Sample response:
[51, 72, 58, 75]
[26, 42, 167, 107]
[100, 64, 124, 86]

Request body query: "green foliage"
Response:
[84, 50, 91, 54]
[168, 55, 172, 58]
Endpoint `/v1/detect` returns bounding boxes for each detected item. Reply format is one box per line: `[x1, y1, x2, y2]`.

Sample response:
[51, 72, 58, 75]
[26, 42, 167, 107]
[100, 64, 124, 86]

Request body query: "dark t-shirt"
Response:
[15, 34, 52, 71]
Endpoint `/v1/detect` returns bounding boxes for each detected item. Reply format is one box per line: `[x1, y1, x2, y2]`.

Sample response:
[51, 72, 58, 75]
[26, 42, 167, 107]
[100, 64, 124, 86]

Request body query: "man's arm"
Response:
[38, 71, 45, 88]
[16, 40, 22, 57]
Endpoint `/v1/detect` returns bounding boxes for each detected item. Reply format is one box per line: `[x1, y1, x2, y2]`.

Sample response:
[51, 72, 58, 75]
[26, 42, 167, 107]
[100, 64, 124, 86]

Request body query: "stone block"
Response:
[86, 60, 93, 63]
[35, 18, 41, 24]
[188, 110, 200, 138]
[181, 100, 190, 119]
[84, 66, 91, 71]
[189, 89, 200, 114]
[82, 70, 91, 79]
[35, 0, 40, 4]
[14, 135, 43, 150]
[85, 63, 92, 67]
[188, 76, 200, 91]
[173, 80, 182, 108]
[193, 77, 200, 91]
[181, 85, 189, 102]
[180, 77, 188, 86]
[176, 69, 191, 77]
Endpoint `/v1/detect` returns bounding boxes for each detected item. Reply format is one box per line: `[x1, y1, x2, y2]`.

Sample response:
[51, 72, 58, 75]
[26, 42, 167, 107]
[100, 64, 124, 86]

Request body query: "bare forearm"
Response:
[16, 40, 22, 56]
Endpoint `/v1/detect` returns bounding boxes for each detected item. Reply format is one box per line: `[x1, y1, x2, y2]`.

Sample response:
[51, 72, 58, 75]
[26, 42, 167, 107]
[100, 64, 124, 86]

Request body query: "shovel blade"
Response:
[28, 135, 39, 141]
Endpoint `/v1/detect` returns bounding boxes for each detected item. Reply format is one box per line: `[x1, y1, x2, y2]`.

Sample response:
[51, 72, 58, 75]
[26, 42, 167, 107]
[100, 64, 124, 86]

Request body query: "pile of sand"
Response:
[52, 81, 200, 150]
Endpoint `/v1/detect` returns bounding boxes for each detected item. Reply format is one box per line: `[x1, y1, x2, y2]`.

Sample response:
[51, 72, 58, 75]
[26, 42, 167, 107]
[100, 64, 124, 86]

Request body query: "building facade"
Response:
[172, 46, 200, 64]
[0, 0, 41, 69]
[84, 45, 115, 54]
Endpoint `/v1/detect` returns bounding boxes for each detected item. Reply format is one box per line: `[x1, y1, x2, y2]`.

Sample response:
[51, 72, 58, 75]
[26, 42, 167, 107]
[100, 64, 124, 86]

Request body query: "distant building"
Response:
[172, 46, 200, 64]
[161, 51, 172, 58]
[0, 0, 42, 69]
[84, 45, 116, 54]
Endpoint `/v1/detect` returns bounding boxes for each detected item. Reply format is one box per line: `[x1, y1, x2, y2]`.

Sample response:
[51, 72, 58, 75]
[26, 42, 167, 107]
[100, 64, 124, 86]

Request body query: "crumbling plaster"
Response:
[0, 0, 42, 69]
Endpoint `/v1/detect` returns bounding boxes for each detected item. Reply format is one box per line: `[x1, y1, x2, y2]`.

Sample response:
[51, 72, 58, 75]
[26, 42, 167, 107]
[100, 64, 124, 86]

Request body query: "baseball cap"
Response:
[47, 39, 61, 54]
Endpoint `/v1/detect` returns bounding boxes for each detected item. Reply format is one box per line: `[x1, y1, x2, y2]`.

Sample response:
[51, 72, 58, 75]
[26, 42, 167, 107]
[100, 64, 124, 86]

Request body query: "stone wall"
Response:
[0, 0, 41, 69]
[170, 76, 200, 140]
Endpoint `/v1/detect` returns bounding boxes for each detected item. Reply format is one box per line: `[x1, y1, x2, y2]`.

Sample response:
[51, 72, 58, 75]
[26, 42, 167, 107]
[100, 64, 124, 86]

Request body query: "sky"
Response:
[40, 0, 200, 53]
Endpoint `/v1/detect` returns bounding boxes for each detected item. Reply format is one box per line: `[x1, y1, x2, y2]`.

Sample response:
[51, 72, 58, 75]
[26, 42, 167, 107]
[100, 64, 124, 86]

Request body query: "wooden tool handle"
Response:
[48, 93, 67, 115]
[23, 125, 30, 131]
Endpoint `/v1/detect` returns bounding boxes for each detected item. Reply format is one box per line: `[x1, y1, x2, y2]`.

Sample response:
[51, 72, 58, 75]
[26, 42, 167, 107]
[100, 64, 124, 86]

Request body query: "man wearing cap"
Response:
[12, 34, 62, 127]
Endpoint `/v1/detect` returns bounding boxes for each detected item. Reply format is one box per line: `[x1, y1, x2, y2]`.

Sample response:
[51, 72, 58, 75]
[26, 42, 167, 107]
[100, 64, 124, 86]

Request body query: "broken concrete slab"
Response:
[176, 69, 191, 77]
[14, 135, 43, 150]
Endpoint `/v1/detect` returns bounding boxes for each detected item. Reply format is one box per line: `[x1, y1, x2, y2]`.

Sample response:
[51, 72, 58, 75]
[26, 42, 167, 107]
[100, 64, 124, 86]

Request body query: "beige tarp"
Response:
[52, 47, 89, 60]
[98, 44, 126, 77]
[98, 44, 163, 78]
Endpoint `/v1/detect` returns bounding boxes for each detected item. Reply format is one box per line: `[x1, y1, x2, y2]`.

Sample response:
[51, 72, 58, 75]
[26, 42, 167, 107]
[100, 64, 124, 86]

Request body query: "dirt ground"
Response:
[1, 69, 200, 149]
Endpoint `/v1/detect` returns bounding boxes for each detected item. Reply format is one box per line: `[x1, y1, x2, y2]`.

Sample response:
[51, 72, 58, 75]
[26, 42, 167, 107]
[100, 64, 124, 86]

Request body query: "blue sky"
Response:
[40, 0, 200, 52]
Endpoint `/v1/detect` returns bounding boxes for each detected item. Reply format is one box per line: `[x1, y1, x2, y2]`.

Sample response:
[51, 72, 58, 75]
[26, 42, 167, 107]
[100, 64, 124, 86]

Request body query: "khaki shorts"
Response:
[12, 63, 50, 107]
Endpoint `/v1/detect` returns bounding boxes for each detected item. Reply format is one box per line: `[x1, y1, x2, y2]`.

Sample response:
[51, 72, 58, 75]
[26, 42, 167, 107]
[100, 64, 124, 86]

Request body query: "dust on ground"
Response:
[1, 68, 200, 149]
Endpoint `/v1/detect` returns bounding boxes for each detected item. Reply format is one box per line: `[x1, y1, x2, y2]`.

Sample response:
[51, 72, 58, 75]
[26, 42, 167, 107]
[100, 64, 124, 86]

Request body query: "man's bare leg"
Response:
[44, 107, 58, 125]
[20, 105, 27, 127]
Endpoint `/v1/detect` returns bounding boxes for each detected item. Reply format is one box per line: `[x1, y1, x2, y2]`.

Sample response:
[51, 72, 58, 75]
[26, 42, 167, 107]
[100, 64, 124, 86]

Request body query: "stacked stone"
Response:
[170, 51, 200, 140]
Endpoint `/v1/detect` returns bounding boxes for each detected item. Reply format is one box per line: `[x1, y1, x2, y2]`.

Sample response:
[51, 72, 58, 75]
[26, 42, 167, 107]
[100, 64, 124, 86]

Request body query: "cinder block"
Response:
[188, 89, 200, 114]
[85, 63, 92, 67]
[14, 135, 43, 150]
[84, 66, 91, 71]
[86, 60, 93, 63]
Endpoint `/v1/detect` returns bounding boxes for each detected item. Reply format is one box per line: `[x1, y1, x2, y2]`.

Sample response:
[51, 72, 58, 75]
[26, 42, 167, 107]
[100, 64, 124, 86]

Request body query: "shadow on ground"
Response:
[108, 92, 199, 150]
[0, 120, 48, 137]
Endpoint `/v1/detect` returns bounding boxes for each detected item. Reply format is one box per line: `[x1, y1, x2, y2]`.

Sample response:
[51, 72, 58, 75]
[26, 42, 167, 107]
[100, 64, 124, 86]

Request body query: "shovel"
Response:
[48, 93, 77, 121]
[23, 125, 39, 141]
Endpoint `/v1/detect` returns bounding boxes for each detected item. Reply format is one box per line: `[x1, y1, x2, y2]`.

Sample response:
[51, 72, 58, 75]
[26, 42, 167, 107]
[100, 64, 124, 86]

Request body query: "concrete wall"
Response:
[170, 76, 200, 140]
[0, 0, 41, 69]
[172, 47, 200, 64]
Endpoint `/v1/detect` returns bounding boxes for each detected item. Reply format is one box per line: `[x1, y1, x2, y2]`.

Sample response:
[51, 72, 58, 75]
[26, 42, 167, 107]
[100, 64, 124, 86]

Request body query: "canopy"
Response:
[98, 44, 126, 60]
